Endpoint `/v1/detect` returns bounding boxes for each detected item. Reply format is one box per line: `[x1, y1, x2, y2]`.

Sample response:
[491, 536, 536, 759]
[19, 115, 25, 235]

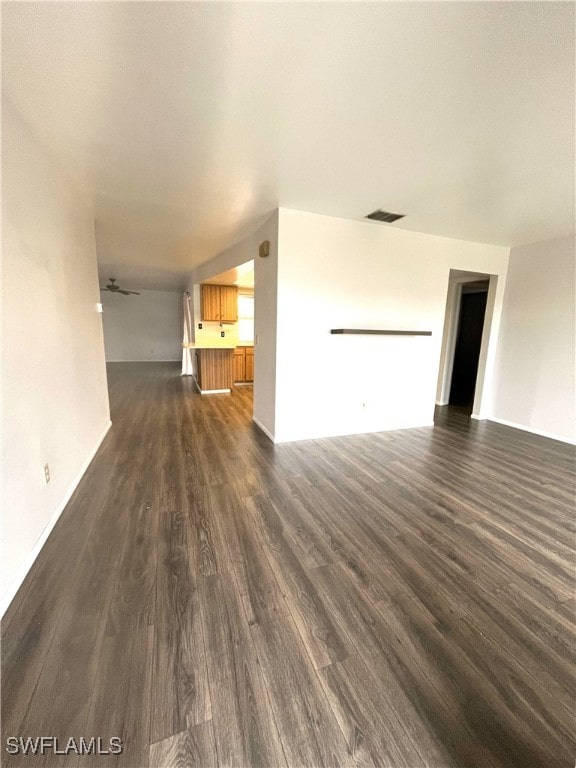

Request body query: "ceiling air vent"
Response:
[365, 209, 405, 223]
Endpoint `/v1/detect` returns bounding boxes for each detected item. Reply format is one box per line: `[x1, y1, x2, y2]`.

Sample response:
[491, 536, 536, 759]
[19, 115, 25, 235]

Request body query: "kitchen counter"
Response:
[183, 341, 237, 350]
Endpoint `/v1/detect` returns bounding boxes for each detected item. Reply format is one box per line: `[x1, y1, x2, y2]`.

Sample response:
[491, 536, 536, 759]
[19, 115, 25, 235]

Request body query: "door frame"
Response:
[436, 270, 498, 418]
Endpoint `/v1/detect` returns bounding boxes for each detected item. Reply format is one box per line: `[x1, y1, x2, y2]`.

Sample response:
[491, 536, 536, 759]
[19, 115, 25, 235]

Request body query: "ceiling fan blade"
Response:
[101, 281, 139, 295]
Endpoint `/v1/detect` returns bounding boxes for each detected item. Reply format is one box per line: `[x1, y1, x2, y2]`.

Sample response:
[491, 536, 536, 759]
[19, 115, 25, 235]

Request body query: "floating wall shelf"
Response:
[330, 329, 432, 336]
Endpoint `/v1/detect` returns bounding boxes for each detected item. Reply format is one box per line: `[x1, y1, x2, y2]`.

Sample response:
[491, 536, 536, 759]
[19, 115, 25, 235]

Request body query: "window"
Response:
[238, 294, 254, 343]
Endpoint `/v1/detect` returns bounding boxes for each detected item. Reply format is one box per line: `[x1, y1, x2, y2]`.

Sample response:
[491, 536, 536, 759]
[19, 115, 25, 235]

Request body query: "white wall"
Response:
[491, 236, 575, 443]
[253, 214, 279, 438]
[273, 208, 509, 442]
[187, 212, 279, 438]
[1, 99, 111, 612]
[101, 288, 182, 361]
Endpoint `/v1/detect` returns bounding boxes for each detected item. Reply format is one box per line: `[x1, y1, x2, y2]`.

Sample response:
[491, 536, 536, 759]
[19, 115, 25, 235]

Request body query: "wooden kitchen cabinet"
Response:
[233, 346, 254, 383]
[233, 348, 245, 383]
[245, 347, 254, 381]
[200, 285, 220, 321]
[195, 348, 234, 392]
[201, 284, 238, 322]
[220, 286, 238, 322]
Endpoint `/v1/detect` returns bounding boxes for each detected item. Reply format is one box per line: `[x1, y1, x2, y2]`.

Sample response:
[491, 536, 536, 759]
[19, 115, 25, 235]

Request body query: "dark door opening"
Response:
[449, 283, 489, 410]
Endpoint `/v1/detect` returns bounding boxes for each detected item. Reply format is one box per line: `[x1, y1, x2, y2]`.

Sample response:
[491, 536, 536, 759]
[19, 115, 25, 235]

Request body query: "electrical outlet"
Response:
[221, 331, 225, 337]
[43, 463, 50, 484]
[198, 323, 202, 329]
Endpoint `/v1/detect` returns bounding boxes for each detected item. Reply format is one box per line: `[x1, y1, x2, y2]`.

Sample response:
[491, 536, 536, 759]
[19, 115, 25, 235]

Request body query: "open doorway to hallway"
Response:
[436, 270, 496, 418]
[449, 280, 489, 410]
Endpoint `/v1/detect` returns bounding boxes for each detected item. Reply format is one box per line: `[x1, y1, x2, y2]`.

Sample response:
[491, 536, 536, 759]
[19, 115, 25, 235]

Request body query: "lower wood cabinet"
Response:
[195, 348, 234, 391]
[245, 347, 254, 381]
[233, 348, 244, 383]
[233, 346, 254, 383]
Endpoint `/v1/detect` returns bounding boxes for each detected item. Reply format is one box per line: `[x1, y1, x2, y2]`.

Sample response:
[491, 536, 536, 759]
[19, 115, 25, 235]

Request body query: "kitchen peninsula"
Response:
[184, 342, 236, 393]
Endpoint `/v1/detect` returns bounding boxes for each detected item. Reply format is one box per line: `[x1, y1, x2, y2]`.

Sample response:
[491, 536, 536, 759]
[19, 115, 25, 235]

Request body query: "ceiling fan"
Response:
[100, 278, 140, 296]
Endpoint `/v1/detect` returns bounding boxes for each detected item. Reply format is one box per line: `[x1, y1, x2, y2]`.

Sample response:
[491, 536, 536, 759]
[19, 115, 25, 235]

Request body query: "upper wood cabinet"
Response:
[201, 284, 238, 323]
[219, 286, 238, 322]
[201, 284, 220, 321]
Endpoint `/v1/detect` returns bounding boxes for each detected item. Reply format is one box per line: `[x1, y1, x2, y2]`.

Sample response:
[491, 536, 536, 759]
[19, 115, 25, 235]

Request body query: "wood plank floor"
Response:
[2, 362, 575, 768]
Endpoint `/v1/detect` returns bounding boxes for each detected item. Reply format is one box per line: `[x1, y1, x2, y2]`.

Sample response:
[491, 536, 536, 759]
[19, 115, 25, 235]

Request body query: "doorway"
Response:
[436, 270, 497, 419]
[195, 260, 255, 415]
[448, 281, 489, 409]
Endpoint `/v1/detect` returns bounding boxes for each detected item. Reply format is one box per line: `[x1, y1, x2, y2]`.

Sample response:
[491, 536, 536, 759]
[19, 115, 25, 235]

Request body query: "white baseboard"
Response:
[252, 416, 275, 443]
[0, 420, 113, 619]
[192, 376, 230, 394]
[273, 421, 435, 444]
[487, 416, 576, 445]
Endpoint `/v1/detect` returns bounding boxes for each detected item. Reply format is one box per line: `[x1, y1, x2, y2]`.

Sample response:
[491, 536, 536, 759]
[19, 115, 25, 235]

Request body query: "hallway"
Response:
[2, 362, 575, 767]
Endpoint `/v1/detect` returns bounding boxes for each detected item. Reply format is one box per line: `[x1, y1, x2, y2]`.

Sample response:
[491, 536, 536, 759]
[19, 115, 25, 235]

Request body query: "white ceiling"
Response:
[204, 260, 255, 289]
[2, 2, 574, 290]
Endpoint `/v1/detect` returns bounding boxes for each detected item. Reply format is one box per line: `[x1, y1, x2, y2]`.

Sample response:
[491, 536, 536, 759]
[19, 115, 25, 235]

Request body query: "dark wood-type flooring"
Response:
[2, 362, 575, 767]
